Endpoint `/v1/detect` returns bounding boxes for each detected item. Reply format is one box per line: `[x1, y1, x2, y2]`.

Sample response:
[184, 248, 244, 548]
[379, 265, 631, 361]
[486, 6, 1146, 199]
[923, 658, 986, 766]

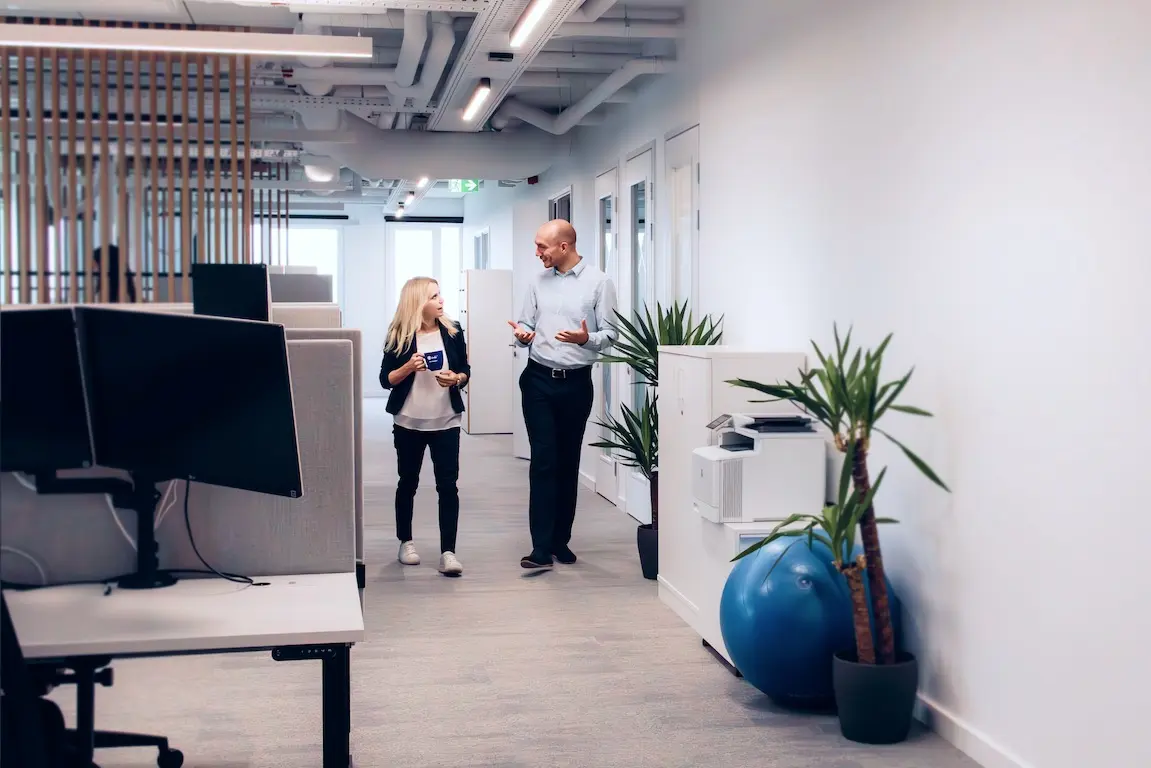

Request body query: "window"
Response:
[549, 191, 571, 221]
[251, 224, 342, 302]
[393, 229, 434, 306]
[439, 226, 461, 318]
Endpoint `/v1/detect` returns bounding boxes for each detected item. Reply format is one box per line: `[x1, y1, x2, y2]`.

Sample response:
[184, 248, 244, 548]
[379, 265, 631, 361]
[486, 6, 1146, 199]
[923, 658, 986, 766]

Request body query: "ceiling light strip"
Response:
[0, 24, 373, 59]
[510, 0, 554, 49]
[462, 78, 492, 122]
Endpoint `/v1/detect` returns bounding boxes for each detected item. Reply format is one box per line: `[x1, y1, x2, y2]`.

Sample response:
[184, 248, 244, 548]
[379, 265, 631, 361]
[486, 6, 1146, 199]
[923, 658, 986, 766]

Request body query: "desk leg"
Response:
[321, 644, 351, 768]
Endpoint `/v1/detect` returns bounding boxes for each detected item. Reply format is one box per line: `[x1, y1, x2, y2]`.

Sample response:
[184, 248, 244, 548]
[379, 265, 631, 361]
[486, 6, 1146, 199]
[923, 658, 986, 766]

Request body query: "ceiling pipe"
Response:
[300, 11, 403, 29]
[553, 21, 686, 39]
[284, 12, 453, 106]
[395, 11, 428, 88]
[304, 112, 568, 180]
[386, 12, 454, 110]
[528, 52, 639, 71]
[288, 67, 398, 88]
[568, 0, 618, 23]
[295, 16, 332, 68]
[492, 57, 671, 135]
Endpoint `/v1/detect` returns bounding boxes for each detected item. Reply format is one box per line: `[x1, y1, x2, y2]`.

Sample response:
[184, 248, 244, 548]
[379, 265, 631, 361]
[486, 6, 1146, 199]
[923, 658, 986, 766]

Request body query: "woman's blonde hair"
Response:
[384, 276, 458, 352]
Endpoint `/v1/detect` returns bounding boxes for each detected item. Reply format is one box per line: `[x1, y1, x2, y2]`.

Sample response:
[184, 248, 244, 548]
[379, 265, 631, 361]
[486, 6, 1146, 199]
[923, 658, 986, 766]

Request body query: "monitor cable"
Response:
[181, 480, 269, 587]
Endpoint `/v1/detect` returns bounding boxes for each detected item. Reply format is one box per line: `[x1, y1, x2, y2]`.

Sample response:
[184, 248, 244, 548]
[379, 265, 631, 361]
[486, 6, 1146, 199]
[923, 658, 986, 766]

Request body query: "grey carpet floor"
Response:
[50, 399, 979, 767]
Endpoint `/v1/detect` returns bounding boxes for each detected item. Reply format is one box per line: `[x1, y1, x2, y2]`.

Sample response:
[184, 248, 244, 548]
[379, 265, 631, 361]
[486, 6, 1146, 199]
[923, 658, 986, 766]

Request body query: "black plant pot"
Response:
[832, 650, 919, 745]
[636, 524, 658, 580]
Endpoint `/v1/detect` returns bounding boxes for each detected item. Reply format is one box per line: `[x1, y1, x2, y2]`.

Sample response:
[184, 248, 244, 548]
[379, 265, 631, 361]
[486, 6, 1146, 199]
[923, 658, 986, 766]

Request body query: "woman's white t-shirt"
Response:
[394, 330, 462, 432]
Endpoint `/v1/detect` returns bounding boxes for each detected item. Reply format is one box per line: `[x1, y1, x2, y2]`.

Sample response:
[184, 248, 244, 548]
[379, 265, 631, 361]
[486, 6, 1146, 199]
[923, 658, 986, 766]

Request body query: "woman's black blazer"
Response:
[378, 321, 471, 416]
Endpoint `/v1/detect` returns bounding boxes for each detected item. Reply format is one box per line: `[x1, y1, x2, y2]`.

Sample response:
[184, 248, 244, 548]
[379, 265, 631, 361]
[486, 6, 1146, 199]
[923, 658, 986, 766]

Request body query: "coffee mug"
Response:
[423, 350, 444, 371]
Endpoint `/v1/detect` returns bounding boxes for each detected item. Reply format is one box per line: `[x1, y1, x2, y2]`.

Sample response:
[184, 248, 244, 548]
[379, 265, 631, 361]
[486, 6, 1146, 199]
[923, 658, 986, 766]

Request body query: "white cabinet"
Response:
[460, 269, 514, 435]
[656, 346, 810, 664]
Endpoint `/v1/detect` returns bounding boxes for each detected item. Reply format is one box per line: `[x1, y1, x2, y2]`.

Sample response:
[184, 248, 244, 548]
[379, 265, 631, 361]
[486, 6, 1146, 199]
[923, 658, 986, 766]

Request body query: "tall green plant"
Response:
[591, 301, 724, 531]
[589, 391, 658, 523]
[598, 300, 724, 388]
[727, 325, 949, 665]
[732, 442, 896, 663]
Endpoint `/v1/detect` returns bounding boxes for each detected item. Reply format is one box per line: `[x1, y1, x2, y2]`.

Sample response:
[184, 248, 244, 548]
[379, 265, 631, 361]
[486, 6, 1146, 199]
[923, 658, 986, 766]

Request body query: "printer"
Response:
[692, 413, 827, 524]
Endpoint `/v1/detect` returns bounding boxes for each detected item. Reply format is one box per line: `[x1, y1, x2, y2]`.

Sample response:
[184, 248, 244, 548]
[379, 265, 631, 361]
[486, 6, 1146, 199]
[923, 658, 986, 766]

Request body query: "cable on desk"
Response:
[182, 480, 269, 587]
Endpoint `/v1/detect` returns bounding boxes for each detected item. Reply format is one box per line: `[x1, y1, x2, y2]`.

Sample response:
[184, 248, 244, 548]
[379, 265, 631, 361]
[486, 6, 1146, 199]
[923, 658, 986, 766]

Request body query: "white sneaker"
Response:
[438, 551, 463, 576]
[398, 541, 420, 566]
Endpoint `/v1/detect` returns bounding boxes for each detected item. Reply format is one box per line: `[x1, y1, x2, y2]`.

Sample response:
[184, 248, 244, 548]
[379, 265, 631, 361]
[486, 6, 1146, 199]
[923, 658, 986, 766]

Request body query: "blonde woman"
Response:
[379, 277, 471, 576]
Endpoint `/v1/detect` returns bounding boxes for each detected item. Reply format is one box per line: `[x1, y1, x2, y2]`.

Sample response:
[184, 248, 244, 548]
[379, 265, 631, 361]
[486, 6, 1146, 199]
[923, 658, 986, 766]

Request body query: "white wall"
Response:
[463, 184, 518, 270]
[339, 198, 464, 397]
[697, 2, 1150, 768]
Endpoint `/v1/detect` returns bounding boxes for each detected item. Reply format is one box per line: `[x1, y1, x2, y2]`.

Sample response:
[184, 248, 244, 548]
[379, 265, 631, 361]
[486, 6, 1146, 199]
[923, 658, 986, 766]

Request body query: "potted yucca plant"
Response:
[727, 325, 948, 744]
[591, 301, 723, 580]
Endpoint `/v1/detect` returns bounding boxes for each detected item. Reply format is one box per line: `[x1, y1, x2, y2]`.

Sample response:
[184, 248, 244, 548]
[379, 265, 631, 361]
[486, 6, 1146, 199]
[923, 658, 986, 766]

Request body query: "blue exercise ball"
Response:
[719, 536, 902, 707]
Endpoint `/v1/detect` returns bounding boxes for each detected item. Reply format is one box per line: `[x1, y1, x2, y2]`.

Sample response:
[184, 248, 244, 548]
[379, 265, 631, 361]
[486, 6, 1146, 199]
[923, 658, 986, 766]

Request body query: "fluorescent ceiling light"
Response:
[395, 205, 405, 218]
[510, 0, 553, 49]
[303, 164, 336, 183]
[405, 192, 416, 205]
[0, 23, 373, 59]
[416, 177, 429, 189]
[462, 78, 492, 122]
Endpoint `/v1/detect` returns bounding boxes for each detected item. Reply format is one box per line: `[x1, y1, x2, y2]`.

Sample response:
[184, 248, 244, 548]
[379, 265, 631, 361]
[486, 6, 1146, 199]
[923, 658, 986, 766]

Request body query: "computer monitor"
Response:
[74, 306, 303, 499]
[191, 263, 272, 322]
[0, 307, 94, 473]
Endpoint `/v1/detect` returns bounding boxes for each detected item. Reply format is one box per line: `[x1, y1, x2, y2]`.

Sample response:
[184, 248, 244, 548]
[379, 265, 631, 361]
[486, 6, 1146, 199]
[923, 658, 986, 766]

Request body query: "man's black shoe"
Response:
[520, 551, 554, 569]
[552, 546, 577, 564]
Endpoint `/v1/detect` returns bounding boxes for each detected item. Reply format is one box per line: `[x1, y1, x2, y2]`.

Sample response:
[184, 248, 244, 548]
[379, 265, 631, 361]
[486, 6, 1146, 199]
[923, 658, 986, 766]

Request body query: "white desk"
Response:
[4, 572, 364, 768]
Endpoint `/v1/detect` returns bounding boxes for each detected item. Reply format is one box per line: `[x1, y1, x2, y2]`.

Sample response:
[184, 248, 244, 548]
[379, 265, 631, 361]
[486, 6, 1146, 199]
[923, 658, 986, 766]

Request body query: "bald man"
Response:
[508, 219, 618, 569]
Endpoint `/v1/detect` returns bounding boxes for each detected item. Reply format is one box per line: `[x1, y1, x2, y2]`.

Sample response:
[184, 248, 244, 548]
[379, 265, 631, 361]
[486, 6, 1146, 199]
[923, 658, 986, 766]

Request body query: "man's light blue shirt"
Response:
[516, 258, 618, 369]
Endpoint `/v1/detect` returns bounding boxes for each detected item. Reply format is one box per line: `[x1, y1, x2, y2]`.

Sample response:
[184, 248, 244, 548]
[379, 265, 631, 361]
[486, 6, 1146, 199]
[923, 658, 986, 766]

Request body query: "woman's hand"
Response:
[407, 353, 427, 373]
[434, 369, 461, 388]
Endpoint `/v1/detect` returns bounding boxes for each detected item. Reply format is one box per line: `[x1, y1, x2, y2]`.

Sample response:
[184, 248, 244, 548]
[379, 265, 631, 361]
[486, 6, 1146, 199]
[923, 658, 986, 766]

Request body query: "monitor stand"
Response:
[32, 471, 178, 590]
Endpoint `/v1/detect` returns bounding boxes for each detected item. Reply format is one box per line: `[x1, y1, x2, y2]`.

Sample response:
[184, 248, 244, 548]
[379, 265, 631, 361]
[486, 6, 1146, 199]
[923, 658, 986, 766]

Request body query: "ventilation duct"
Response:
[304, 113, 569, 181]
[493, 58, 672, 135]
[569, 0, 619, 23]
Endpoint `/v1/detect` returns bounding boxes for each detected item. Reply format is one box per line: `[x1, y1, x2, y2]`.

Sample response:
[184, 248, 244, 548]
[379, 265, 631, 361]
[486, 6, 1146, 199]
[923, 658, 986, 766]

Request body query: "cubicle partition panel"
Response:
[286, 329, 364, 583]
[270, 273, 334, 303]
[0, 338, 357, 584]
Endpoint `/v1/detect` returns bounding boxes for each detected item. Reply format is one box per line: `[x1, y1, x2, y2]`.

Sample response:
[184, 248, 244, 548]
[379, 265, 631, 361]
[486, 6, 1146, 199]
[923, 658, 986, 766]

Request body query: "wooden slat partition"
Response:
[0, 48, 10, 303]
[1, 19, 258, 305]
[66, 48, 78, 302]
[17, 46, 29, 303]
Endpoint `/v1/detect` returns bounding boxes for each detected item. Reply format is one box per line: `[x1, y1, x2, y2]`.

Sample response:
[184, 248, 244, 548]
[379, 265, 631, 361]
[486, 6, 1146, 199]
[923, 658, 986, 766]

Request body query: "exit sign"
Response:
[448, 179, 481, 193]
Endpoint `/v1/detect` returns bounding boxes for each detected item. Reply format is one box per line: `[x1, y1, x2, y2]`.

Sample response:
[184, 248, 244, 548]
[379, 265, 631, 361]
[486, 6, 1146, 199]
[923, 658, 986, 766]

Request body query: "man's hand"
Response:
[555, 319, 590, 346]
[407, 352, 427, 373]
[434, 370, 461, 388]
[507, 320, 536, 344]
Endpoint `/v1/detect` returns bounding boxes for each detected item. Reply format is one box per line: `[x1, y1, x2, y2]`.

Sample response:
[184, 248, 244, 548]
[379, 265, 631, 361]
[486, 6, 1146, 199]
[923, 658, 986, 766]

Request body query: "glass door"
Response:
[385, 223, 462, 324]
[624, 149, 654, 417]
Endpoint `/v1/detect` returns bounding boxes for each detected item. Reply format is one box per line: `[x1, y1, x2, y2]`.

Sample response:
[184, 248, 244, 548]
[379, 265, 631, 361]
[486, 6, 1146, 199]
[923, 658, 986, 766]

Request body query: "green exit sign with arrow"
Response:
[448, 179, 481, 194]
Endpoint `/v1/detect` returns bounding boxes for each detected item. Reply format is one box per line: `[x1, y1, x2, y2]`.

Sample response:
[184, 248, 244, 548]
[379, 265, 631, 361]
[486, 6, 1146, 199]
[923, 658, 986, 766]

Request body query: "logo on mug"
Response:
[423, 350, 444, 371]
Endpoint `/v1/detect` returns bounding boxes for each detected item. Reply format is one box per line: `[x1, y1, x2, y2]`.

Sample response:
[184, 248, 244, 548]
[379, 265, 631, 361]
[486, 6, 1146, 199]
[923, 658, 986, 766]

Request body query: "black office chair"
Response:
[31, 657, 185, 768]
[2, 591, 59, 767]
[3, 592, 184, 768]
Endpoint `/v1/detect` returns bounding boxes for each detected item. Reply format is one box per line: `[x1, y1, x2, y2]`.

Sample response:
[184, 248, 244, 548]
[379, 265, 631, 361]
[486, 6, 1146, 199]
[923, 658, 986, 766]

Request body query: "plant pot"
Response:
[832, 650, 919, 744]
[636, 523, 658, 580]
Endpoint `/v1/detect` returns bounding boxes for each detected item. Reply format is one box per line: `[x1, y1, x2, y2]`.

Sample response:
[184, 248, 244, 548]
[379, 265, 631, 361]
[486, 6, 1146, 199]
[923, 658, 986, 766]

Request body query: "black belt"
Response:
[527, 358, 591, 379]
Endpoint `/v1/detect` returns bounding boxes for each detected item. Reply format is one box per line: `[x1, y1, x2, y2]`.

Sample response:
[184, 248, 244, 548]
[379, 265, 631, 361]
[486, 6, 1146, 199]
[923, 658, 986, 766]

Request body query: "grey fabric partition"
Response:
[270, 273, 333, 303]
[286, 329, 364, 567]
[0, 339, 356, 585]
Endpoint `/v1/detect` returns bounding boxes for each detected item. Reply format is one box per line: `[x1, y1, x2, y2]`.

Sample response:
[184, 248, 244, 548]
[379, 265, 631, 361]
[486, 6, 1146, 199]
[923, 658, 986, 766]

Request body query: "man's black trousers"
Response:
[519, 360, 594, 555]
